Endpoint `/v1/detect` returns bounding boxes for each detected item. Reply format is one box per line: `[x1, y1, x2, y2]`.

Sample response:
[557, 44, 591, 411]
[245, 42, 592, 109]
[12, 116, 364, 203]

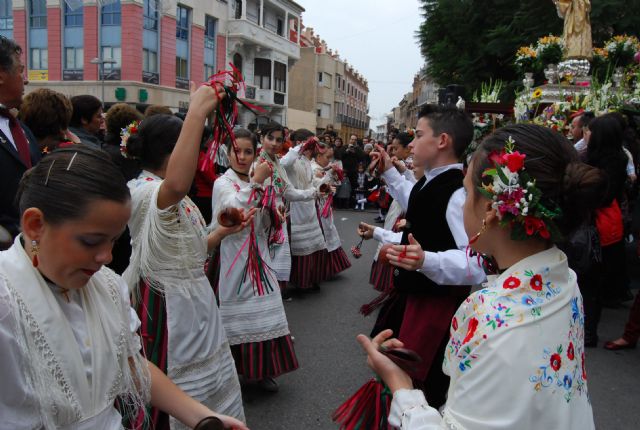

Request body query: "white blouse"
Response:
[387, 247, 595, 429]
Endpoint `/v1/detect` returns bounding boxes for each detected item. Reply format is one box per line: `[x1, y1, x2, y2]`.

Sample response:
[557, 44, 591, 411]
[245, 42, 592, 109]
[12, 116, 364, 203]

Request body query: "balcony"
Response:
[228, 18, 300, 59]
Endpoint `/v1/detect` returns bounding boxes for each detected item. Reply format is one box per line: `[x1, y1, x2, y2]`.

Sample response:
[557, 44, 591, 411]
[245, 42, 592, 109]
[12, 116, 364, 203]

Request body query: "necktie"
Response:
[0, 107, 32, 168]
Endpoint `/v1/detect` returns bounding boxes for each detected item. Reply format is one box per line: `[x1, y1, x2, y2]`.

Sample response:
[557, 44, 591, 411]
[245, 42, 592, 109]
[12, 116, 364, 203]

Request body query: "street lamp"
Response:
[90, 57, 117, 104]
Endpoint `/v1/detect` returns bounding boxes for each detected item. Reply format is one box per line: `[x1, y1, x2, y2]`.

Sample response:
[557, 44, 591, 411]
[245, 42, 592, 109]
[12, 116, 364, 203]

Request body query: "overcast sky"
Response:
[300, 0, 425, 129]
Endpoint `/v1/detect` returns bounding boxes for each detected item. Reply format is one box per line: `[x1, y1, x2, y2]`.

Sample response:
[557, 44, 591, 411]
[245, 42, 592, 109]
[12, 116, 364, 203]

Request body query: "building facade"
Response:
[6, 0, 303, 126]
[388, 67, 439, 132]
[288, 25, 369, 141]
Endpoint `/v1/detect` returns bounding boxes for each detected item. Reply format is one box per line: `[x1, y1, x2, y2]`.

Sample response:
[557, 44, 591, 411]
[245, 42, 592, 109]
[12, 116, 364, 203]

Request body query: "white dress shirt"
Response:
[0, 116, 16, 150]
[381, 164, 486, 286]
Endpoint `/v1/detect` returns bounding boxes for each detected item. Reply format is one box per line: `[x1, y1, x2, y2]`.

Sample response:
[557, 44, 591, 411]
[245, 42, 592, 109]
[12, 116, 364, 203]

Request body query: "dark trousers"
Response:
[623, 292, 640, 344]
[577, 262, 603, 343]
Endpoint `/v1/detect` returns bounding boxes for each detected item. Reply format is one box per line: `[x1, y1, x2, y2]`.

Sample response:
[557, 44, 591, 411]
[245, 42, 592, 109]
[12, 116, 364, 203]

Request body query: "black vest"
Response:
[393, 168, 470, 296]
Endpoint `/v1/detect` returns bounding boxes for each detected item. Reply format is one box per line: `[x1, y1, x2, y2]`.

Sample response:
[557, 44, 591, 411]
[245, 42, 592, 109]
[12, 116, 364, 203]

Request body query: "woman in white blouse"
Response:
[358, 124, 604, 429]
[0, 144, 247, 429]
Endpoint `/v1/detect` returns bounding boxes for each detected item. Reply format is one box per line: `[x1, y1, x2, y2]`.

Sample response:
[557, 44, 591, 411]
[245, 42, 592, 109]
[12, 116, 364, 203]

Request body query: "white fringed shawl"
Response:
[124, 171, 208, 296]
[0, 236, 150, 429]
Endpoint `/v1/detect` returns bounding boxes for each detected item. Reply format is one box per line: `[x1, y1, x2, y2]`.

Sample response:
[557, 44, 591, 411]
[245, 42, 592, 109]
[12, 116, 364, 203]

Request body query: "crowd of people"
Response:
[1, 31, 640, 429]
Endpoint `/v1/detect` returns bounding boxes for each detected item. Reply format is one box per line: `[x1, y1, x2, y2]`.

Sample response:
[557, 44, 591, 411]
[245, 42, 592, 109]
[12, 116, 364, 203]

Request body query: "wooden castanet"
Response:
[218, 207, 242, 227]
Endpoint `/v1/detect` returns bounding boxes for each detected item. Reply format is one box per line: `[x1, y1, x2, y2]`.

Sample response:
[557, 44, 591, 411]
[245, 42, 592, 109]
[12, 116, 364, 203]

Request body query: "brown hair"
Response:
[17, 145, 130, 224]
[19, 89, 73, 140]
[104, 103, 143, 145]
[471, 124, 607, 238]
[144, 104, 173, 117]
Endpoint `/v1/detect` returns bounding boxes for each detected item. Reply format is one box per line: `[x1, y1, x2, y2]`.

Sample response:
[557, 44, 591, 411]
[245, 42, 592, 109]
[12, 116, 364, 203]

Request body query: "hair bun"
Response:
[560, 161, 607, 231]
[125, 133, 144, 159]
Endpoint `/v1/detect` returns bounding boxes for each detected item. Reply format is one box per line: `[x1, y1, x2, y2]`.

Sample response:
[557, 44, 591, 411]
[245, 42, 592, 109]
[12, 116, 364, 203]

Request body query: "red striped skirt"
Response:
[369, 259, 394, 292]
[325, 247, 352, 278]
[132, 279, 170, 430]
[231, 335, 299, 380]
[290, 250, 326, 289]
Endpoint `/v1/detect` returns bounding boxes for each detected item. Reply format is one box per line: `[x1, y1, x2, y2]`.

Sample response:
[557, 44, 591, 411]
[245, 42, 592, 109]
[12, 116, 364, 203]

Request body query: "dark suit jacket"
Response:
[0, 122, 40, 238]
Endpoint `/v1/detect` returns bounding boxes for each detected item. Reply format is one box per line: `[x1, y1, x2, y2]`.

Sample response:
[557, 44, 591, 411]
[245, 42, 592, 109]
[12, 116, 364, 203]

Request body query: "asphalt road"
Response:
[243, 209, 640, 430]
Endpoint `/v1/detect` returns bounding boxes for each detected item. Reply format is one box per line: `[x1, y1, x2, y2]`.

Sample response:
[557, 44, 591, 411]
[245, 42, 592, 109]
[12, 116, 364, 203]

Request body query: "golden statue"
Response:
[554, 0, 592, 59]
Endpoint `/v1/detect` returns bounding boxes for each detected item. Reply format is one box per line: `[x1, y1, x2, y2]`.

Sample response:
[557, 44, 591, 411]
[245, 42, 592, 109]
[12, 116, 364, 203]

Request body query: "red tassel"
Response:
[332, 378, 393, 430]
[32, 253, 38, 268]
[359, 290, 392, 316]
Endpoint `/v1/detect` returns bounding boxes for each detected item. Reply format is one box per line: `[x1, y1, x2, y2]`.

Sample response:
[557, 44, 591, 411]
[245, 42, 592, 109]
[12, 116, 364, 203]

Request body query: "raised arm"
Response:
[156, 83, 225, 210]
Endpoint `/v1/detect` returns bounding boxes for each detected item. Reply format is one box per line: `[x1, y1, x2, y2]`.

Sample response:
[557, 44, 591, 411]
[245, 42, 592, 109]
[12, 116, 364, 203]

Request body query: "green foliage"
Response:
[417, 0, 640, 100]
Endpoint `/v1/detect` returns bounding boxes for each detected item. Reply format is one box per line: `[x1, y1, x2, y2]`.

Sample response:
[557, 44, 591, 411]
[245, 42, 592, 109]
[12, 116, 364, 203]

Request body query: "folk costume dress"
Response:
[364, 164, 416, 313]
[311, 159, 351, 279]
[0, 236, 151, 429]
[387, 247, 595, 430]
[373, 165, 486, 408]
[211, 169, 299, 380]
[280, 144, 328, 288]
[124, 171, 244, 430]
[256, 149, 317, 286]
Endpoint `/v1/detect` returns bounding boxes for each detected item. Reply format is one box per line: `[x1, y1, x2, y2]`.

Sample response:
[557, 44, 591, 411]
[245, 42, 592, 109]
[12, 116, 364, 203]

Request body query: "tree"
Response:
[417, 0, 640, 100]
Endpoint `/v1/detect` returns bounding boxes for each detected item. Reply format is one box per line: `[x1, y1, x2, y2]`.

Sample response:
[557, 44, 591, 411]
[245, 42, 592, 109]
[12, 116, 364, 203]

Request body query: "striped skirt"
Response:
[231, 335, 299, 380]
[369, 259, 394, 292]
[325, 247, 352, 279]
[135, 279, 170, 430]
[290, 250, 326, 289]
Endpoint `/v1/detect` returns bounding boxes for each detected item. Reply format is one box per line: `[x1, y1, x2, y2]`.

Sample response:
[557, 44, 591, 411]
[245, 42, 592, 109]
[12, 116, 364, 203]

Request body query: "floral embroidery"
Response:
[529, 297, 588, 403]
[462, 318, 479, 344]
[567, 342, 575, 361]
[550, 352, 562, 371]
[503, 276, 521, 289]
[530, 274, 543, 291]
[448, 264, 566, 377]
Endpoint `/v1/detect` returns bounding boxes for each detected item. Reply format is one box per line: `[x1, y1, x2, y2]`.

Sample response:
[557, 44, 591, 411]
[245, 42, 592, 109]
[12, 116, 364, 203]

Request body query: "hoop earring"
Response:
[31, 240, 40, 268]
[468, 219, 487, 245]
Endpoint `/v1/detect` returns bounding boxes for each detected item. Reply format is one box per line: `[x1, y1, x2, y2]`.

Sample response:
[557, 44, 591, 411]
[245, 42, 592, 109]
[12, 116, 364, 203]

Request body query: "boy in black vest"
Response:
[366, 104, 486, 408]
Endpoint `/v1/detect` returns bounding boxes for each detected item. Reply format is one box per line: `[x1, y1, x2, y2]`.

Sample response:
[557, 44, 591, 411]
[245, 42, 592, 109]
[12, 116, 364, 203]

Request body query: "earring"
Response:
[468, 219, 487, 245]
[31, 239, 39, 268]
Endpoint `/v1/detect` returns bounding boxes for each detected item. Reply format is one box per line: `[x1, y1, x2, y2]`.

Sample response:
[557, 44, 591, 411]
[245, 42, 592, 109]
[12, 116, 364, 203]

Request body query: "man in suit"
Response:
[0, 36, 40, 249]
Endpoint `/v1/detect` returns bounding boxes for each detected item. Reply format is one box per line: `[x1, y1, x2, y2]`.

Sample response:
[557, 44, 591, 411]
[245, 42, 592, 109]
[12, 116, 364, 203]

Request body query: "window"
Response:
[317, 72, 322, 84]
[274, 61, 286, 93]
[0, 0, 12, 30]
[246, 0, 259, 24]
[29, 0, 46, 28]
[64, 3, 83, 27]
[143, 0, 158, 30]
[101, 0, 121, 26]
[65, 47, 83, 69]
[143, 48, 158, 73]
[204, 15, 216, 49]
[176, 5, 190, 40]
[204, 64, 215, 80]
[30, 47, 47, 69]
[101, 46, 121, 69]
[176, 56, 188, 79]
[276, 18, 283, 36]
[316, 103, 330, 119]
[253, 58, 271, 90]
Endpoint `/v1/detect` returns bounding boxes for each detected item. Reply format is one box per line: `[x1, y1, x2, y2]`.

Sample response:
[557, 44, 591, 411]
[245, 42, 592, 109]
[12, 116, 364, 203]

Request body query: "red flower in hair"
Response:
[462, 317, 479, 344]
[488, 150, 506, 166]
[504, 151, 526, 172]
[524, 217, 550, 239]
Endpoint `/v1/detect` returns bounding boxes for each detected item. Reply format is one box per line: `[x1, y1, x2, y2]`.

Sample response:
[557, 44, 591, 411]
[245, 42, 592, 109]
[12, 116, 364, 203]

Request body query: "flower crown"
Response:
[478, 136, 562, 242]
[120, 120, 140, 159]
